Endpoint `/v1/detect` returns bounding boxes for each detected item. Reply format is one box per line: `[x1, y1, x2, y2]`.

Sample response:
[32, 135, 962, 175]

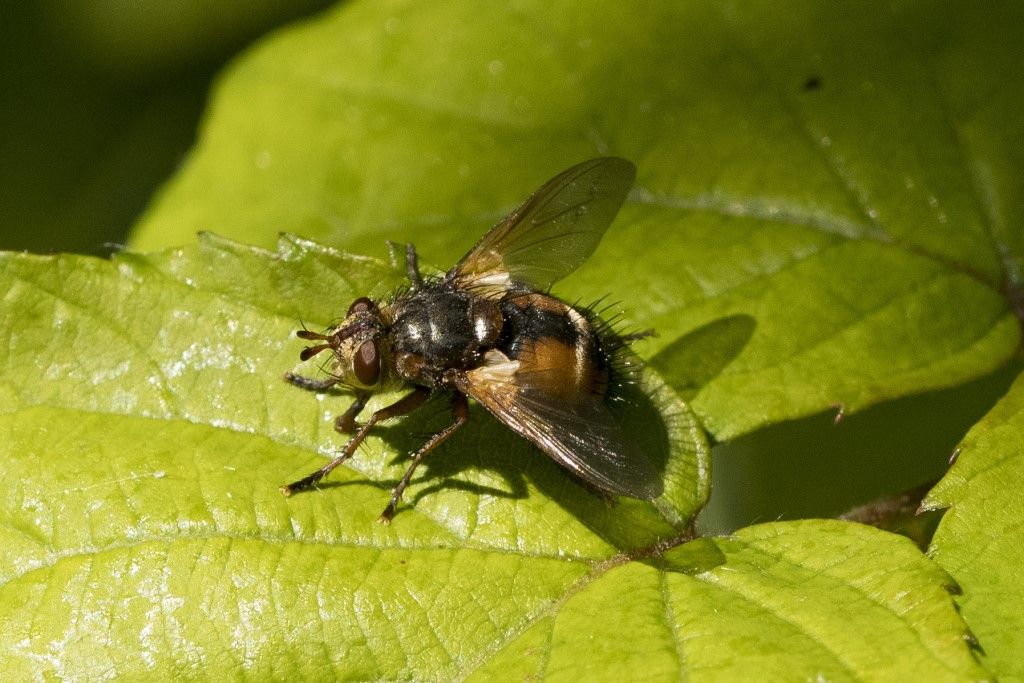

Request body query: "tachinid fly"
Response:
[283, 157, 663, 521]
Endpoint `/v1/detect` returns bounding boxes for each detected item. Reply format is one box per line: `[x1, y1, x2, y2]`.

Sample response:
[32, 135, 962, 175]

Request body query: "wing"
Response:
[449, 157, 636, 297]
[455, 349, 663, 499]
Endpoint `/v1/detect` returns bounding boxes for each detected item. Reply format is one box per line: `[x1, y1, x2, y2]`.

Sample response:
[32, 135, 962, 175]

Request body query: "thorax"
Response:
[387, 283, 502, 386]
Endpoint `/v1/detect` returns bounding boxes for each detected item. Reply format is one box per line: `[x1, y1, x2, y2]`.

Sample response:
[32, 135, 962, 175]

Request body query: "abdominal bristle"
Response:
[578, 298, 653, 398]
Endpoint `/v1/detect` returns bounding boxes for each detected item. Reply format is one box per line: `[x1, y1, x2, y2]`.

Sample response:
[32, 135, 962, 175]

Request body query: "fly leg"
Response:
[280, 387, 431, 496]
[334, 392, 370, 433]
[405, 243, 423, 289]
[379, 392, 469, 523]
[286, 374, 367, 432]
[284, 372, 339, 392]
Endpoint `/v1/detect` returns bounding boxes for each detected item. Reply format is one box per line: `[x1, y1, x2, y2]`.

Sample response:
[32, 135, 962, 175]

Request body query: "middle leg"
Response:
[280, 387, 431, 496]
[379, 392, 469, 522]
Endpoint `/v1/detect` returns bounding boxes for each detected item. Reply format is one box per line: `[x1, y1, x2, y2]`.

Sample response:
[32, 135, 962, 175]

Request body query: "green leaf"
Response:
[0, 235, 710, 677]
[0, 239, 983, 678]
[0, 233, 706, 537]
[470, 521, 985, 681]
[926, 372, 1024, 680]
[130, 0, 1023, 440]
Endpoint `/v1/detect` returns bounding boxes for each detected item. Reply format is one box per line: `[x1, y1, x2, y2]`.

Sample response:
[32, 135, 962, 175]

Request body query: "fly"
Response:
[282, 157, 663, 521]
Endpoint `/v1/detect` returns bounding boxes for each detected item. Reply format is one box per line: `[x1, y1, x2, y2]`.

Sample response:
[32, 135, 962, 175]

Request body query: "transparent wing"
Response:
[450, 157, 636, 297]
[458, 351, 663, 499]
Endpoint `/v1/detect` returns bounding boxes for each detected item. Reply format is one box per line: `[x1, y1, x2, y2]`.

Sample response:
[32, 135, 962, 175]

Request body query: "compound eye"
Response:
[347, 297, 376, 316]
[353, 339, 381, 386]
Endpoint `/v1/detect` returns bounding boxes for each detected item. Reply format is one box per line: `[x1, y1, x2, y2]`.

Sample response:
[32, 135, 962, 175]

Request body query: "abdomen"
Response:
[497, 293, 610, 398]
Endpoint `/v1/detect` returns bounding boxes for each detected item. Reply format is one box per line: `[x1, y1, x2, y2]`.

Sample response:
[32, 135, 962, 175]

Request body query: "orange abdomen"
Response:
[497, 293, 610, 399]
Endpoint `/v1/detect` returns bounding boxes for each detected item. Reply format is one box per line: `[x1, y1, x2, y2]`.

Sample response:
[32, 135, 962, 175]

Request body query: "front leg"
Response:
[379, 392, 469, 523]
[284, 372, 338, 393]
[280, 387, 431, 496]
[334, 392, 370, 434]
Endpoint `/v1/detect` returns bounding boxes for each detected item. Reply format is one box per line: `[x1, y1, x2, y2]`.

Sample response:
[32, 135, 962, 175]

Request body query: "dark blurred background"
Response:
[0, 1, 335, 254]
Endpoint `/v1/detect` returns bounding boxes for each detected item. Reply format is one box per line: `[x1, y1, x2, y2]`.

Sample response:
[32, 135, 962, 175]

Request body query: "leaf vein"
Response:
[694, 571, 861, 679]
[6, 272, 180, 415]
[724, 535, 967, 677]
[660, 570, 687, 682]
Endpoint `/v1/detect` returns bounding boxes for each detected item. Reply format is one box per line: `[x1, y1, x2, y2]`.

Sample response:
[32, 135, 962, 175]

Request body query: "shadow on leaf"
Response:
[366, 378, 678, 552]
[649, 314, 755, 403]
[648, 537, 727, 574]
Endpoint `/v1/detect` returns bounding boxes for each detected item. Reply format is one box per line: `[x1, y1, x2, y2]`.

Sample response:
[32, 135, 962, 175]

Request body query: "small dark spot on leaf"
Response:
[803, 75, 822, 91]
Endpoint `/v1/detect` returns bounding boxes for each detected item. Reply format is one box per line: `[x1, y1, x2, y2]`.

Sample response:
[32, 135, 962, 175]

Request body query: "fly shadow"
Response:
[300, 313, 753, 556]
[649, 314, 756, 403]
[304, 379, 672, 536]
[304, 392, 530, 502]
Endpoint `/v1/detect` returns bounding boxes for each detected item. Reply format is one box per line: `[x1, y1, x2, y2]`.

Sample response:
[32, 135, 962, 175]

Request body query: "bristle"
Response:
[577, 298, 652, 398]
[316, 354, 338, 376]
